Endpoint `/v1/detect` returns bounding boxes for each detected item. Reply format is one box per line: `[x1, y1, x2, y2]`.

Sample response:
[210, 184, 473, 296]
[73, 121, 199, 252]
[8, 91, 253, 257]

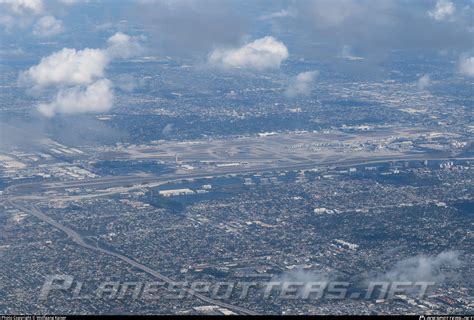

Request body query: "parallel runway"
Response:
[8, 154, 472, 196]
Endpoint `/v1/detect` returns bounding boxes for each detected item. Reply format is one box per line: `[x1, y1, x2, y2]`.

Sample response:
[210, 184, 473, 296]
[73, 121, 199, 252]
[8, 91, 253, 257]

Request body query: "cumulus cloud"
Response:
[20, 33, 144, 91]
[32, 15, 64, 37]
[208, 36, 289, 70]
[459, 56, 474, 77]
[0, 0, 43, 31]
[20, 47, 108, 89]
[37, 79, 113, 117]
[429, 0, 456, 21]
[0, 0, 43, 15]
[417, 74, 431, 90]
[285, 71, 318, 97]
[106, 32, 144, 59]
[20, 32, 143, 116]
[373, 251, 462, 284]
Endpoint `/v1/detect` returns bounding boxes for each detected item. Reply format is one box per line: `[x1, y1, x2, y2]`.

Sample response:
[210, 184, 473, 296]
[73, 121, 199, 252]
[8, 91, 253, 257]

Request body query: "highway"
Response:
[9, 200, 259, 315]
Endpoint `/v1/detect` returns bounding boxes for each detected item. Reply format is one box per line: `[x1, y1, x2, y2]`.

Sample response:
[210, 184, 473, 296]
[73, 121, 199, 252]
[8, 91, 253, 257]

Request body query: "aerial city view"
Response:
[0, 0, 473, 317]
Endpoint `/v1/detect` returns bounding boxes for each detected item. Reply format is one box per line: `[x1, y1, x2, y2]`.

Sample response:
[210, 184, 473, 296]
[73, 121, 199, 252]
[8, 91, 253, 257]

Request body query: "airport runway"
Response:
[7, 154, 473, 197]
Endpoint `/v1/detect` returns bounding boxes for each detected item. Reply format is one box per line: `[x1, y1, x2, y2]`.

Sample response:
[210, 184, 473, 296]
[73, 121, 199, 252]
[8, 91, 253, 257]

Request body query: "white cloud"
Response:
[32, 15, 64, 37]
[0, 0, 43, 15]
[37, 79, 113, 117]
[20, 32, 143, 116]
[0, 0, 43, 31]
[106, 32, 144, 59]
[20, 47, 108, 89]
[417, 74, 431, 90]
[459, 56, 474, 77]
[429, 0, 456, 21]
[381, 251, 461, 283]
[285, 71, 318, 97]
[361, 250, 462, 295]
[20, 32, 143, 89]
[208, 36, 289, 70]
